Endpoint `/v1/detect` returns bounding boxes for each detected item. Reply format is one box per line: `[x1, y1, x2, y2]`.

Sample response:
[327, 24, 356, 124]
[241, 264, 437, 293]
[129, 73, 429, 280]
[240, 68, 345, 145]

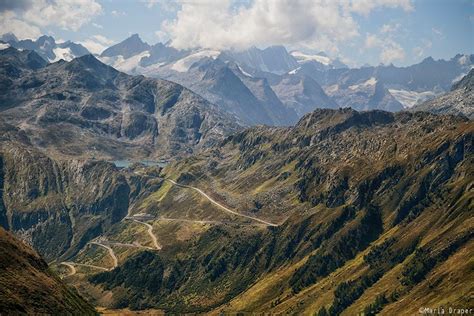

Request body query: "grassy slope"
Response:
[40, 110, 474, 314]
[0, 227, 97, 314]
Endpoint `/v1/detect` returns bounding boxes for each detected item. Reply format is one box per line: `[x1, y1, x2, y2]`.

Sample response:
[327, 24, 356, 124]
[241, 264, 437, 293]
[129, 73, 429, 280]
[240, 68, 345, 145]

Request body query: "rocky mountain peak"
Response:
[65, 54, 118, 75]
[296, 108, 395, 133]
[451, 69, 474, 91]
[100, 33, 150, 59]
[0, 32, 18, 43]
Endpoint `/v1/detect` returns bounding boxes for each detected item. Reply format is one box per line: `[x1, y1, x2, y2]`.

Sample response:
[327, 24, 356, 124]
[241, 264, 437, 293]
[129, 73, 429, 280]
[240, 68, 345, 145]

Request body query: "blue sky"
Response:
[0, 0, 472, 66]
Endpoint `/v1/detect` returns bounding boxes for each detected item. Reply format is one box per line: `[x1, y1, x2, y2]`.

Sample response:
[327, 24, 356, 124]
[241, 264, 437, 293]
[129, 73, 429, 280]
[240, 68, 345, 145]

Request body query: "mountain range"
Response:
[0, 33, 89, 62]
[412, 68, 474, 119]
[2, 33, 472, 125]
[0, 32, 472, 314]
[0, 47, 239, 160]
[97, 34, 472, 118]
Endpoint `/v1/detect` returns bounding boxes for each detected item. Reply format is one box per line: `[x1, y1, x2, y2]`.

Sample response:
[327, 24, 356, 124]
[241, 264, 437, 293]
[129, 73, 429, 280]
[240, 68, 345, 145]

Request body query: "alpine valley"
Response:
[0, 30, 472, 315]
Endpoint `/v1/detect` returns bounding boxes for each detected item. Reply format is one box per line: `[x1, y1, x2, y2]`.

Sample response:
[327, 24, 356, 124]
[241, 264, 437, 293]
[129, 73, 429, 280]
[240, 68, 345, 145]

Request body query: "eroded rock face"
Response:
[413, 69, 474, 118]
[0, 49, 240, 160]
[0, 142, 131, 260]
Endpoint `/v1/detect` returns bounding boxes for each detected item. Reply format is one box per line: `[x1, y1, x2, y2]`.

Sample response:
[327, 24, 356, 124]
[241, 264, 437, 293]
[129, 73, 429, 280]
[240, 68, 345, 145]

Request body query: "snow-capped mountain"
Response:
[96, 35, 338, 123]
[412, 69, 474, 118]
[0, 33, 89, 62]
[100, 33, 150, 59]
[162, 57, 299, 126]
[222, 46, 299, 75]
[290, 50, 348, 71]
[298, 54, 473, 110]
[86, 33, 474, 118]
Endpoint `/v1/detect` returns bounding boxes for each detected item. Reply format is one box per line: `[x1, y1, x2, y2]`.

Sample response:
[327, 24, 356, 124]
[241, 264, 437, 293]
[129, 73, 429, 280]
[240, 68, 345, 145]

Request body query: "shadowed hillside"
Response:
[0, 227, 96, 314]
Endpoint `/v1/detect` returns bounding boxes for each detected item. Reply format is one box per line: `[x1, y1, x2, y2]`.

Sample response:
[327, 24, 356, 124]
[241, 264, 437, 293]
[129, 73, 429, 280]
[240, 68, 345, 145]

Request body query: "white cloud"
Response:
[92, 22, 103, 29]
[432, 27, 443, 37]
[111, 10, 126, 17]
[380, 43, 405, 64]
[164, 0, 359, 51]
[381, 23, 401, 33]
[365, 33, 381, 48]
[23, 0, 102, 31]
[141, 0, 178, 11]
[154, 30, 169, 43]
[349, 0, 413, 16]
[364, 33, 405, 64]
[0, 0, 102, 39]
[413, 39, 432, 57]
[0, 11, 41, 39]
[80, 34, 115, 55]
[162, 0, 414, 52]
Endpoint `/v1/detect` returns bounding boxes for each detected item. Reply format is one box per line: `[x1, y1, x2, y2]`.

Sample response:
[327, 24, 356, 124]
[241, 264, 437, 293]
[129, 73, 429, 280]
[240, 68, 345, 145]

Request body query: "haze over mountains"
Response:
[0, 30, 473, 315]
[3, 32, 472, 124]
[96, 34, 472, 119]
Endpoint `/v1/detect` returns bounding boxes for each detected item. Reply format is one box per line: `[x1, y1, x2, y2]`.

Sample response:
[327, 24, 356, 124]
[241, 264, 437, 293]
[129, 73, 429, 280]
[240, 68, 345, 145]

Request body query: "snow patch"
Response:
[326, 84, 339, 94]
[349, 77, 377, 90]
[171, 50, 220, 72]
[458, 55, 469, 65]
[100, 51, 150, 73]
[140, 61, 167, 76]
[0, 43, 10, 50]
[388, 89, 437, 108]
[291, 51, 331, 65]
[452, 72, 468, 84]
[288, 67, 301, 75]
[50, 47, 75, 62]
[238, 65, 253, 77]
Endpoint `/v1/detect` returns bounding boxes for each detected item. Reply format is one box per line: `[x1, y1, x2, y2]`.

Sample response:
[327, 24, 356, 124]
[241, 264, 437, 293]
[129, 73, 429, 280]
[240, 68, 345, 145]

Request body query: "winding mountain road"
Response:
[59, 262, 76, 277]
[59, 261, 108, 277]
[106, 241, 154, 250]
[159, 217, 222, 224]
[128, 219, 162, 250]
[90, 241, 118, 268]
[166, 179, 278, 227]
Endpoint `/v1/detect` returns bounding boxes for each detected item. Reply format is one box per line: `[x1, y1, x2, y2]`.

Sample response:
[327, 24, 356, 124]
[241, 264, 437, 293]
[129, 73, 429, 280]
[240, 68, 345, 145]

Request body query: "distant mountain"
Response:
[97, 33, 473, 114]
[222, 45, 299, 75]
[412, 69, 474, 118]
[0, 33, 90, 62]
[290, 50, 348, 71]
[269, 73, 338, 116]
[326, 77, 404, 111]
[0, 48, 240, 159]
[100, 33, 150, 59]
[301, 54, 473, 110]
[98, 36, 338, 123]
[162, 57, 298, 126]
[0, 227, 96, 314]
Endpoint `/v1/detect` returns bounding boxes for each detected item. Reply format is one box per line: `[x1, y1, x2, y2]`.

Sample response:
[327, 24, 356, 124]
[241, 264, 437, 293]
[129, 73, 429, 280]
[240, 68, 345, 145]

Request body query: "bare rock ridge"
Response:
[412, 69, 474, 118]
[0, 48, 240, 160]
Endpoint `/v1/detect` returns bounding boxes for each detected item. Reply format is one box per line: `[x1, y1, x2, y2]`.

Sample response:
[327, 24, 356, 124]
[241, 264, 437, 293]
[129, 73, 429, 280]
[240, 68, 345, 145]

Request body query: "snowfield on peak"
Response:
[100, 50, 151, 73]
[388, 89, 438, 108]
[170, 50, 221, 72]
[290, 51, 331, 65]
[349, 77, 377, 90]
[50, 47, 75, 62]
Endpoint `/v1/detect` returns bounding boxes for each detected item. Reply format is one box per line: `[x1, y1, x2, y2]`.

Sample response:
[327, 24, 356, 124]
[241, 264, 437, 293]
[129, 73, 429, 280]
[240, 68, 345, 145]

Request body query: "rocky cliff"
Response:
[0, 48, 240, 160]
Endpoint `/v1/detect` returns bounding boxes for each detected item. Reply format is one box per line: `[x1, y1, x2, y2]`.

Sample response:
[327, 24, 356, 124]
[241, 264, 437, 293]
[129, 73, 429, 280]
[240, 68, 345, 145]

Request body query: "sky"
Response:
[0, 0, 472, 67]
